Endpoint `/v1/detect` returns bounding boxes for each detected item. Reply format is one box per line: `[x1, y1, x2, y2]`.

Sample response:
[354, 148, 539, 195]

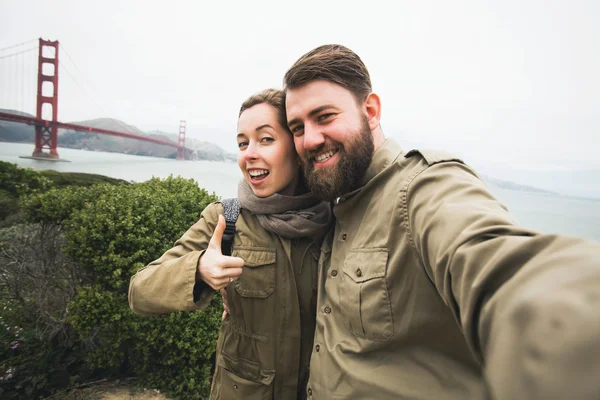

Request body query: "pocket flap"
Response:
[219, 351, 276, 386]
[232, 246, 276, 267]
[343, 249, 388, 283]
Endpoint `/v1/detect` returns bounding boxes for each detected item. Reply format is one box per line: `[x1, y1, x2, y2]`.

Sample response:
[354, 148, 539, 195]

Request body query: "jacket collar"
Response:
[334, 138, 404, 204]
[361, 138, 403, 186]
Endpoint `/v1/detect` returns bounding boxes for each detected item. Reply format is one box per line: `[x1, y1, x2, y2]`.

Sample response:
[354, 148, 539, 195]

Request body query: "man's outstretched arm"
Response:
[407, 161, 600, 399]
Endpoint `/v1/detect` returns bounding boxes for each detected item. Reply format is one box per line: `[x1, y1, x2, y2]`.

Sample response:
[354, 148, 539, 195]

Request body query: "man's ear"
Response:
[364, 93, 381, 131]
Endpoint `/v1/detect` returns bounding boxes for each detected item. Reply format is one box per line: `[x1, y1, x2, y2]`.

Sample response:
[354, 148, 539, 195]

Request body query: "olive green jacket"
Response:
[307, 139, 600, 400]
[129, 202, 320, 400]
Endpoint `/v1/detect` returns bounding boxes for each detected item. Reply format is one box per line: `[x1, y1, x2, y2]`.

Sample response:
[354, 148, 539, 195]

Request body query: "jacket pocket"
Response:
[211, 351, 275, 400]
[340, 248, 393, 341]
[232, 246, 276, 298]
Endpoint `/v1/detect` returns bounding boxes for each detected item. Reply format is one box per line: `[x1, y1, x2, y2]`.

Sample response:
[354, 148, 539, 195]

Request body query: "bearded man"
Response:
[284, 44, 600, 400]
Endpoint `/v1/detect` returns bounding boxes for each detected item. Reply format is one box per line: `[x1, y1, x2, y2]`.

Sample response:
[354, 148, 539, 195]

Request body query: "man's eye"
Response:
[317, 113, 333, 122]
[291, 126, 304, 135]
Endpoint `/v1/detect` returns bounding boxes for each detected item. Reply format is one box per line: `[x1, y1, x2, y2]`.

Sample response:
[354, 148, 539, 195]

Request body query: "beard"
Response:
[302, 116, 374, 201]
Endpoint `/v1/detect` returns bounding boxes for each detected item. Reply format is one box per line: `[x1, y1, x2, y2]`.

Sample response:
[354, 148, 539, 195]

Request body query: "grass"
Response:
[38, 170, 130, 188]
[43, 378, 171, 400]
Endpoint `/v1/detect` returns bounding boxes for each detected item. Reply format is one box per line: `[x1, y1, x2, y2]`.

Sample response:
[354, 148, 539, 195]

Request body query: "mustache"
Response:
[306, 144, 342, 161]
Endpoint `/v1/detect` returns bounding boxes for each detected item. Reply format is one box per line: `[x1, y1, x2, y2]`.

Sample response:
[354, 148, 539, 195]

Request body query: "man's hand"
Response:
[197, 214, 244, 290]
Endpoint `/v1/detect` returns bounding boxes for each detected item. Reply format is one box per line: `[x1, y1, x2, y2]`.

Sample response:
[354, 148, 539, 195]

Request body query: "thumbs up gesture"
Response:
[197, 214, 245, 290]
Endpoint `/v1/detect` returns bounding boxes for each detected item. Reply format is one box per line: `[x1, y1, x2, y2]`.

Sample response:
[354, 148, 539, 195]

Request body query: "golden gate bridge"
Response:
[0, 38, 189, 160]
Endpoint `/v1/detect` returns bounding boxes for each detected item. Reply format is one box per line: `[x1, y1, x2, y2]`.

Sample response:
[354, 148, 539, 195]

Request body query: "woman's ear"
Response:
[364, 93, 381, 131]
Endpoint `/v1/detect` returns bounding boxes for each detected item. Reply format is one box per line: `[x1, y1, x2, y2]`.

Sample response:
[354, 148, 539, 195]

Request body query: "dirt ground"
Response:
[44, 379, 172, 400]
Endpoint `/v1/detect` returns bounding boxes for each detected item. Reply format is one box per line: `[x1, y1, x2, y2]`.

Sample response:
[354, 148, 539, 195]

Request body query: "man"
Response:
[284, 44, 600, 399]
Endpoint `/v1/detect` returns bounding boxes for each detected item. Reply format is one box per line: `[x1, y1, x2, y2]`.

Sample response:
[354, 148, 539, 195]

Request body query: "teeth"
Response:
[315, 150, 336, 163]
[249, 169, 269, 177]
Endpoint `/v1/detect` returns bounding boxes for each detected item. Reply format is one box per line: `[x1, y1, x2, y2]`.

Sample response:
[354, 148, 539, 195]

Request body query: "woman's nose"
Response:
[244, 142, 259, 161]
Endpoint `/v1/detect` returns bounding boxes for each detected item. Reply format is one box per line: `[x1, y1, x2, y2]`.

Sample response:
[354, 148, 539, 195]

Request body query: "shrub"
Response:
[0, 162, 51, 198]
[0, 162, 52, 227]
[38, 170, 128, 188]
[27, 175, 219, 399]
[2, 172, 221, 399]
[68, 287, 221, 399]
[0, 223, 89, 399]
[0, 189, 19, 222]
[63, 176, 216, 290]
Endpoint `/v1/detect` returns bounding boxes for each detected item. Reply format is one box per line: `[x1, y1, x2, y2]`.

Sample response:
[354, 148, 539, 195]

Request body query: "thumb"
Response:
[209, 214, 226, 251]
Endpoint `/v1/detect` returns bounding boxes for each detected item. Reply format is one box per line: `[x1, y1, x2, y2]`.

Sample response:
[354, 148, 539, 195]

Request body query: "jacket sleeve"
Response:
[406, 161, 600, 400]
[128, 202, 222, 316]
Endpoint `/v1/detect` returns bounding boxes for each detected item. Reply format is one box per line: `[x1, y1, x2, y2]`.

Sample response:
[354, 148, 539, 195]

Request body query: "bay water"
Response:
[2, 142, 599, 242]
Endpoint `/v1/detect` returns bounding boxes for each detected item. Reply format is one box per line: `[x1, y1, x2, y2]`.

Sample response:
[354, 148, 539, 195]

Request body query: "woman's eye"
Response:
[261, 137, 274, 143]
[238, 141, 248, 149]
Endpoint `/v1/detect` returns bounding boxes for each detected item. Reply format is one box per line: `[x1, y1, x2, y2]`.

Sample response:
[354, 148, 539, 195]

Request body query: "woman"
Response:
[128, 89, 332, 400]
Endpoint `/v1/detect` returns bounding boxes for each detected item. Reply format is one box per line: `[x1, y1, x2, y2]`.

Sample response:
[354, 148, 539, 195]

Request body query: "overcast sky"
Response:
[1, 0, 598, 195]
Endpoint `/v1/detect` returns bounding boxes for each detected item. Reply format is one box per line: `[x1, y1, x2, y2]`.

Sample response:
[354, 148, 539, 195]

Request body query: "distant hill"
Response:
[0, 109, 235, 161]
[64, 117, 147, 136]
[0, 109, 35, 143]
[146, 129, 237, 162]
[481, 174, 557, 195]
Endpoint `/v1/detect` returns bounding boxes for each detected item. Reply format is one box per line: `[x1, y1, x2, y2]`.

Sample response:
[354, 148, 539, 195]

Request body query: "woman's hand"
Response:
[197, 214, 244, 290]
[220, 288, 230, 321]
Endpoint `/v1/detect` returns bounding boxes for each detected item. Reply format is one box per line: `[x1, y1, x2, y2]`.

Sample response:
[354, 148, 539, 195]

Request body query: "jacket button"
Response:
[233, 384, 238, 390]
[324, 306, 331, 314]
[331, 269, 338, 277]
[356, 268, 362, 277]
[315, 344, 320, 352]
[308, 388, 313, 396]
[342, 233, 347, 240]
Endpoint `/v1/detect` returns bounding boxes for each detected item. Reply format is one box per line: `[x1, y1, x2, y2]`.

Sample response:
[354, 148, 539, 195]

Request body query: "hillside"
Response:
[0, 109, 35, 143]
[480, 174, 557, 195]
[0, 109, 235, 161]
[146, 129, 236, 162]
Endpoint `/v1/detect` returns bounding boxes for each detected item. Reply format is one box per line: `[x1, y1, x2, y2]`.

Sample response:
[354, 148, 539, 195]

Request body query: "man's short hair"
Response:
[283, 44, 372, 104]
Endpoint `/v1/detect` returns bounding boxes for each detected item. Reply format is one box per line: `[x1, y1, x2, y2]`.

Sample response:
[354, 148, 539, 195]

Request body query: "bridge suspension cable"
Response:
[0, 46, 38, 60]
[56, 43, 134, 135]
[0, 38, 38, 53]
[0, 39, 38, 115]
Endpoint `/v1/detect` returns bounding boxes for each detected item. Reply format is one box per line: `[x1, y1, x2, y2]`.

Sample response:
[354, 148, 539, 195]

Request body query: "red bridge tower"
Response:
[33, 38, 60, 159]
[177, 120, 186, 160]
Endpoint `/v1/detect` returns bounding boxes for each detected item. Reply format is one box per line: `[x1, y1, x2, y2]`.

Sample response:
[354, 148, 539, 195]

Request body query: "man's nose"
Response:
[303, 124, 325, 150]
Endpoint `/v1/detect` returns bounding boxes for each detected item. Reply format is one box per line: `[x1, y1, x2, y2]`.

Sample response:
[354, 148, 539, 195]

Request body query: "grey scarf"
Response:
[237, 180, 332, 239]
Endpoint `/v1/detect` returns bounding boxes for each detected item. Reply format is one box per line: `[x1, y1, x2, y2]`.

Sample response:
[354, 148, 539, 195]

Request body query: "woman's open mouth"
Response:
[248, 169, 269, 183]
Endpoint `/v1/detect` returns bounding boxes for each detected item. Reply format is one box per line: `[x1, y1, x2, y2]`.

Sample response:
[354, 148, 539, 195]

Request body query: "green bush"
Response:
[0, 222, 90, 399]
[0, 189, 19, 222]
[23, 185, 106, 226]
[1, 162, 128, 227]
[2, 173, 222, 399]
[0, 162, 52, 227]
[38, 170, 128, 188]
[68, 287, 221, 398]
[0, 299, 85, 400]
[0, 162, 52, 198]
[64, 176, 215, 290]
[57, 176, 221, 399]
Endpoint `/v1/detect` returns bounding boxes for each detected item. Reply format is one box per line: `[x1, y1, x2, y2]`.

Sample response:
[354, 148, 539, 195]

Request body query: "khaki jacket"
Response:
[129, 202, 320, 400]
[307, 139, 600, 400]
